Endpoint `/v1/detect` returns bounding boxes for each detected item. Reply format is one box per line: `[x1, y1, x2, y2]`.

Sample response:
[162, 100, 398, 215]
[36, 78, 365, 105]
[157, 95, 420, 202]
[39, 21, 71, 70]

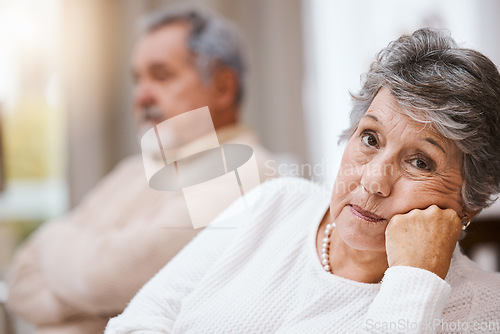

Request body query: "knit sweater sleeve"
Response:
[360, 266, 451, 334]
[104, 218, 240, 333]
[104, 177, 303, 333]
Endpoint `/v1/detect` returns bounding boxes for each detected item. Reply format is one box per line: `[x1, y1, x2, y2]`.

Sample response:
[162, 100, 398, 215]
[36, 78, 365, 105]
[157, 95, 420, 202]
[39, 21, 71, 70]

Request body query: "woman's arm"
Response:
[105, 224, 239, 333]
[360, 205, 462, 333]
[361, 266, 451, 333]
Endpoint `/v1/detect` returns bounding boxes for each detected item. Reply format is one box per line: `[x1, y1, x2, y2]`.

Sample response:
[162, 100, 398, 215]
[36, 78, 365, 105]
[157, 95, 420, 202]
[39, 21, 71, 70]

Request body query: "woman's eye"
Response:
[361, 132, 379, 147]
[411, 158, 432, 171]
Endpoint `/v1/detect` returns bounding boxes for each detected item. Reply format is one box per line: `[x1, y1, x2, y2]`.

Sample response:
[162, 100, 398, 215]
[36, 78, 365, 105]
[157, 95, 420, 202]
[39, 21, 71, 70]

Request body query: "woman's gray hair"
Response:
[341, 28, 500, 211]
[139, 5, 246, 106]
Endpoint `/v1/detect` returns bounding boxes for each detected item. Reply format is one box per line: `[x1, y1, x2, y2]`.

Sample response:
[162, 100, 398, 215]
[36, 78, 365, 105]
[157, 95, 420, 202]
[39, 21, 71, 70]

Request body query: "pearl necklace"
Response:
[321, 222, 336, 273]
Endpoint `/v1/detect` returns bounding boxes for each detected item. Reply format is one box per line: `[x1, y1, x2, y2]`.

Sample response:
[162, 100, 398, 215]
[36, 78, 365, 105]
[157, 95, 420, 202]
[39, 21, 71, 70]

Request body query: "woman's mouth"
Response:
[349, 205, 385, 222]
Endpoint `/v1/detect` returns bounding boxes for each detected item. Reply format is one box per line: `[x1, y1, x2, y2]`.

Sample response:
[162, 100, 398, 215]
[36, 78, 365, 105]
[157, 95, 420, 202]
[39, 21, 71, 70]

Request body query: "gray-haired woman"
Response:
[106, 29, 500, 333]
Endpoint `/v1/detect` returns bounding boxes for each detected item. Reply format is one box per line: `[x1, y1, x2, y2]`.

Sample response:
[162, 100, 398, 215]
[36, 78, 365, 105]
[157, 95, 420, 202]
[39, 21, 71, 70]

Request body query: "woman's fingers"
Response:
[385, 205, 462, 280]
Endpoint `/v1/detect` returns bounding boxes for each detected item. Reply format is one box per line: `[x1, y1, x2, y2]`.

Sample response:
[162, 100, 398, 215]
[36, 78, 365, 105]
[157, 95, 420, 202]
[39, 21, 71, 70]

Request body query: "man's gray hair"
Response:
[140, 5, 246, 106]
[341, 28, 500, 211]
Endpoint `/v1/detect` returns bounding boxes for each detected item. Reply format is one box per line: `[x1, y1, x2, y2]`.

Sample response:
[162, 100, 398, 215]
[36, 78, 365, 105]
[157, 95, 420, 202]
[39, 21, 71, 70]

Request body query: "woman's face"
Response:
[330, 87, 465, 252]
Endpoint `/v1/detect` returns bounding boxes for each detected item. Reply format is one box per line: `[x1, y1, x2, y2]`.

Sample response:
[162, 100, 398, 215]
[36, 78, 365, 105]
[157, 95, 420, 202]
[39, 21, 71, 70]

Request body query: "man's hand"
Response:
[385, 205, 462, 280]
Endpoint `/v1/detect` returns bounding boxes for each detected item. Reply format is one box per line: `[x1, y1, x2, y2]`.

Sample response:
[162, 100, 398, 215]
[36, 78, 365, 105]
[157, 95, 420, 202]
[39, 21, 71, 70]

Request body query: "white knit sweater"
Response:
[106, 177, 500, 333]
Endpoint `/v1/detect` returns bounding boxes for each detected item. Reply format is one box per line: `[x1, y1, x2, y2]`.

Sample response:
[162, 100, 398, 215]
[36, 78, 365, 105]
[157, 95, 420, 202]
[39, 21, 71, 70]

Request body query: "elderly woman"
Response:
[106, 29, 500, 333]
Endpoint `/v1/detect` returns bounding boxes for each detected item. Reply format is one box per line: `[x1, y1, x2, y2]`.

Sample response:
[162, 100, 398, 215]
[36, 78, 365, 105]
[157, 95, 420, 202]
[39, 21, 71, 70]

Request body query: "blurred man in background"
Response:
[5, 6, 275, 333]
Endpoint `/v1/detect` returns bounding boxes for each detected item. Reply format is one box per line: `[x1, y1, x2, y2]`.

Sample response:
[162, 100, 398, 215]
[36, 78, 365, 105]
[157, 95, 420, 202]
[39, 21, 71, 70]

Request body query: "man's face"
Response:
[131, 23, 214, 137]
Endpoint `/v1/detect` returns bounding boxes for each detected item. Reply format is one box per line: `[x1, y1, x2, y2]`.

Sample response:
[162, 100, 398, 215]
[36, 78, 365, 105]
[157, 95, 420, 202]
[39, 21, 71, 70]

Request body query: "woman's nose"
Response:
[360, 159, 395, 197]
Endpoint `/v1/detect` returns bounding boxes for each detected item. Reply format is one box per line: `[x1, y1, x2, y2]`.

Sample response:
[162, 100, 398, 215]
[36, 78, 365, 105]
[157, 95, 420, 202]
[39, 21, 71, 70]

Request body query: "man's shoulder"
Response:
[76, 154, 148, 204]
[98, 155, 145, 183]
[113, 154, 144, 171]
[219, 123, 277, 181]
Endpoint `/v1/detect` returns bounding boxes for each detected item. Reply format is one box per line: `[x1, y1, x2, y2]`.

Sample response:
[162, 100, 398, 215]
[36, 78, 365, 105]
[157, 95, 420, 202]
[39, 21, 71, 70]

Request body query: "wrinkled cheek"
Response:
[330, 166, 362, 217]
[411, 184, 464, 213]
[330, 144, 365, 210]
[335, 154, 363, 191]
[333, 173, 359, 197]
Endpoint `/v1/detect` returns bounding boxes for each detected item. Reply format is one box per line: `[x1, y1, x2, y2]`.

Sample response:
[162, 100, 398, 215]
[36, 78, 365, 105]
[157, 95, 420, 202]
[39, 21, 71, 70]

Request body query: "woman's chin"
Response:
[334, 209, 388, 251]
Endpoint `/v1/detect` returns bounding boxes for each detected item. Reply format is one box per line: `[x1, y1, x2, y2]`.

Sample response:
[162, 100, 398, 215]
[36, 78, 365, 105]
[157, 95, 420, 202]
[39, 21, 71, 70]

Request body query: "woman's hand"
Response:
[385, 205, 462, 280]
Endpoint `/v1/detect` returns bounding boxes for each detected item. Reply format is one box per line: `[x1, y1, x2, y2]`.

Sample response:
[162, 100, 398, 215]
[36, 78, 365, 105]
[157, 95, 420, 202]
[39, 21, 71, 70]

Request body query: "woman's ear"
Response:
[464, 209, 481, 220]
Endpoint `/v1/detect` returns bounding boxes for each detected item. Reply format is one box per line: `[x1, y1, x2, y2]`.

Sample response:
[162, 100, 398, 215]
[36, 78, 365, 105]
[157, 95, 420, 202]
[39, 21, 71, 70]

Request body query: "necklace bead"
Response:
[321, 222, 336, 273]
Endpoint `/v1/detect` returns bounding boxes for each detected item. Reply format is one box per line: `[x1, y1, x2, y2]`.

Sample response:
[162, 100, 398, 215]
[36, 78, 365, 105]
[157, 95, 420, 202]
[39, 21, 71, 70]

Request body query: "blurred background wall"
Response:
[0, 0, 499, 320]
